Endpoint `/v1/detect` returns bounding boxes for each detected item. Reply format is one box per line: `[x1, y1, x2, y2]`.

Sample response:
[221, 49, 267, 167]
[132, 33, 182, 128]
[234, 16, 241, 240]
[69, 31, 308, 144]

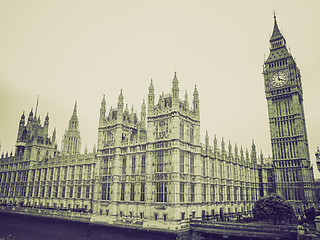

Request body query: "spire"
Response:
[270, 12, 283, 41]
[73, 101, 77, 117]
[184, 91, 189, 109]
[35, 95, 39, 118]
[28, 109, 34, 122]
[52, 128, 56, 143]
[172, 72, 179, 100]
[99, 95, 106, 126]
[148, 80, 155, 114]
[251, 139, 257, 164]
[193, 85, 199, 115]
[44, 112, 49, 127]
[205, 131, 209, 149]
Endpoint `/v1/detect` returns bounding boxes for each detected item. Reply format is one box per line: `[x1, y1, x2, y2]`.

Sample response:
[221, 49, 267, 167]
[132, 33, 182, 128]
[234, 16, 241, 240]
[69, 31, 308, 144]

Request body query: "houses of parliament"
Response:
[0, 16, 316, 226]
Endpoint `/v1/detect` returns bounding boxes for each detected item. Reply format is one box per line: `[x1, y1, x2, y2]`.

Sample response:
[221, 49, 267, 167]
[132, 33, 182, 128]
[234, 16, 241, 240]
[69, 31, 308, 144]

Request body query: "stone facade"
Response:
[0, 72, 273, 224]
[0, 15, 315, 227]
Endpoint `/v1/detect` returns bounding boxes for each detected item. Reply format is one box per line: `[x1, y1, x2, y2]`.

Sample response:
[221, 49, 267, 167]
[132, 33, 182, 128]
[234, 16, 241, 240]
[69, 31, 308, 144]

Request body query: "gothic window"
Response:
[56, 167, 60, 181]
[191, 183, 195, 202]
[69, 186, 73, 198]
[156, 150, 164, 173]
[71, 166, 75, 180]
[211, 162, 214, 177]
[203, 157, 206, 176]
[180, 151, 184, 173]
[132, 155, 136, 174]
[234, 186, 238, 201]
[79, 165, 83, 180]
[64, 167, 67, 180]
[53, 186, 58, 198]
[61, 186, 65, 198]
[180, 182, 184, 202]
[102, 185, 107, 200]
[43, 169, 47, 181]
[190, 153, 194, 175]
[180, 121, 184, 140]
[227, 186, 230, 201]
[130, 183, 135, 201]
[77, 186, 81, 198]
[156, 182, 167, 202]
[50, 168, 54, 180]
[211, 184, 215, 202]
[85, 186, 90, 199]
[122, 156, 126, 174]
[141, 154, 146, 174]
[190, 126, 194, 144]
[140, 183, 145, 201]
[28, 186, 33, 197]
[219, 186, 223, 202]
[120, 183, 125, 201]
[202, 184, 206, 202]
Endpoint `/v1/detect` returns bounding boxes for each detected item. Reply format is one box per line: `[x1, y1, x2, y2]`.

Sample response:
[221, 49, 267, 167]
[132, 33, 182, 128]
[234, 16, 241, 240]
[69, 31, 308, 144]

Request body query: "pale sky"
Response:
[1, 1, 320, 177]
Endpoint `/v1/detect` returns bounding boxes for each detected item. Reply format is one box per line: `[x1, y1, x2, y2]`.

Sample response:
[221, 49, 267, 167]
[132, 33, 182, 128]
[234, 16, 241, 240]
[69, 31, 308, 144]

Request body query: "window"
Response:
[181, 212, 185, 220]
[211, 162, 214, 177]
[203, 158, 206, 176]
[180, 151, 184, 173]
[156, 182, 167, 202]
[122, 156, 126, 174]
[85, 186, 90, 199]
[140, 183, 145, 201]
[191, 183, 195, 202]
[202, 184, 206, 202]
[56, 167, 60, 181]
[141, 154, 146, 174]
[77, 186, 81, 198]
[190, 126, 194, 144]
[219, 186, 223, 202]
[227, 186, 230, 201]
[180, 182, 184, 202]
[156, 150, 164, 173]
[130, 183, 135, 201]
[79, 165, 83, 180]
[69, 186, 73, 198]
[190, 153, 194, 175]
[211, 185, 215, 202]
[234, 186, 238, 201]
[180, 121, 184, 140]
[154, 213, 158, 220]
[131, 156, 136, 174]
[120, 183, 125, 201]
[102, 185, 107, 200]
[61, 186, 65, 198]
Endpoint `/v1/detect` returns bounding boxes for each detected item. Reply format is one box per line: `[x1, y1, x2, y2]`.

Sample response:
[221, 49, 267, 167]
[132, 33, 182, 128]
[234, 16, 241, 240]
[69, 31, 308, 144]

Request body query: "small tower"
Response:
[61, 101, 81, 155]
[251, 139, 257, 164]
[193, 85, 199, 116]
[117, 90, 124, 122]
[172, 72, 179, 100]
[99, 95, 106, 126]
[148, 80, 155, 115]
[141, 99, 146, 129]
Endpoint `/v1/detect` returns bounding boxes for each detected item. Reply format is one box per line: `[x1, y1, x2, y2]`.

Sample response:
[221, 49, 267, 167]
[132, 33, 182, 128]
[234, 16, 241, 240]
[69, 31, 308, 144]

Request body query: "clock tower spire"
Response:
[263, 15, 315, 211]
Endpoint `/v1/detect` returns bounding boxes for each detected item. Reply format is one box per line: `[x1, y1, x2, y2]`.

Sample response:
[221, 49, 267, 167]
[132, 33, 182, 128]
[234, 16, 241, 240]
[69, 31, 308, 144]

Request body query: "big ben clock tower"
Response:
[263, 14, 315, 211]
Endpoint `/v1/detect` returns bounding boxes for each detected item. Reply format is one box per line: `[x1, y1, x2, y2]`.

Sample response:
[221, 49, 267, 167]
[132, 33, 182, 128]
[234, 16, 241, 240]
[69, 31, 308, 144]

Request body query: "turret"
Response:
[205, 131, 209, 153]
[251, 139, 257, 164]
[28, 109, 34, 123]
[99, 95, 106, 126]
[184, 91, 189, 110]
[172, 72, 179, 100]
[141, 99, 146, 128]
[148, 80, 154, 115]
[44, 113, 49, 128]
[117, 90, 124, 121]
[193, 85, 199, 116]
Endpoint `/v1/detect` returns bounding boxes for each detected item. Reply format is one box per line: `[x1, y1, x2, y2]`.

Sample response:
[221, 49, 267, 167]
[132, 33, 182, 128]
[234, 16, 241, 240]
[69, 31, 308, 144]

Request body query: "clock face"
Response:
[270, 69, 289, 87]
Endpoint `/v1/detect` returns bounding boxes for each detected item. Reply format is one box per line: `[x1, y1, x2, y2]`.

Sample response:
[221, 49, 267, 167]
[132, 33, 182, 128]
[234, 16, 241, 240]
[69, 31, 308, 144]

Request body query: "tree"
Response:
[252, 193, 295, 224]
